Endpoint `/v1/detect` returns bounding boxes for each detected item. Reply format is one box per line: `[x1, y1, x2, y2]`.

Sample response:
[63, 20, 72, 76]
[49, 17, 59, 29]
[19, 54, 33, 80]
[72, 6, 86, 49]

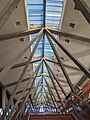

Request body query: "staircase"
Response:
[28, 114, 76, 120]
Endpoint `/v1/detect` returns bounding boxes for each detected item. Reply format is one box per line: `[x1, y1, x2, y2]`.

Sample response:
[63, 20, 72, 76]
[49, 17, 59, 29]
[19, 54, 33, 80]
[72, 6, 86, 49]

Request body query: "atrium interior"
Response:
[0, 0, 90, 120]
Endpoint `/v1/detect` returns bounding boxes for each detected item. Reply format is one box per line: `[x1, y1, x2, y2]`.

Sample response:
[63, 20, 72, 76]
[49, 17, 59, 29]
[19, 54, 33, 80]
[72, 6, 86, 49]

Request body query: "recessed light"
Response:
[57, 70, 60, 72]
[60, 57, 64, 60]
[15, 21, 21, 27]
[28, 74, 31, 76]
[69, 23, 75, 28]
[19, 38, 24, 42]
[55, 74, 58, 76]
[24, 56, 28, 59]
[65, 39, 70, 43]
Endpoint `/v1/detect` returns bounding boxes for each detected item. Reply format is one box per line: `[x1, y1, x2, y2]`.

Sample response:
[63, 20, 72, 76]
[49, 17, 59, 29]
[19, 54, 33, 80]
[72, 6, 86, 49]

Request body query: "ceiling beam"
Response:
[44, 60, 64, 108]
[7, 60, 43, 120]
[45, 57, 80, 71]
[16, 77, 42, 95]
[77, 68, 90, 86]
[46, 33, 75, 93]
[43, 74, 67, 84]
[5, 74, 41, 88]
[0, 58, 41, 72]
[0, 0, 21, 28]
[0, 28, 41, 41]
[46, 28, 90, 78]
[43, 87, 54, 106]
[7, 34, 43, 105]
[1, 31, 43, 119]
[15, 82, 64, 95]
[73, 0, 90, 24]
[0, 29, 43, 85]
[44, 62, 67, 97]
[48, 28, 90, 43]
[34, 88, 43, 104]
[44, 77, 60, 107]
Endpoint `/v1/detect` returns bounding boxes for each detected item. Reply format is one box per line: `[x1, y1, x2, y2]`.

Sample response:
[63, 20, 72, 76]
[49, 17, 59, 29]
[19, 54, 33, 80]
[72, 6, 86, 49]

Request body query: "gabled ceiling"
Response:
[0, 0, 33, 100]
[0, 0, 90, 110]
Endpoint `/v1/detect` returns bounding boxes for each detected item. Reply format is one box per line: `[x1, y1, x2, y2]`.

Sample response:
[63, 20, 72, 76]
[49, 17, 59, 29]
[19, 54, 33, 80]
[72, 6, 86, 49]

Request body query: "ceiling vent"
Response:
[19, 38, 24, 42]
[57, 70, 60, 72]
[15, 21, 21, 27]
[28, 74, 31, 76]
[55, 74, 58, 76]
[24, 56, 28, 59]
[60, 57, 64, 60]
[69, 23, 75, 28]
[65, 39, 70, 43]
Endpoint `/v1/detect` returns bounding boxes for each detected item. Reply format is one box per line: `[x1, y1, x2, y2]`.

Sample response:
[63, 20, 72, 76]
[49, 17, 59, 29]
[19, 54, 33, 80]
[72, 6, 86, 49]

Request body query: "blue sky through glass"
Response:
[28, 0, 64, 101]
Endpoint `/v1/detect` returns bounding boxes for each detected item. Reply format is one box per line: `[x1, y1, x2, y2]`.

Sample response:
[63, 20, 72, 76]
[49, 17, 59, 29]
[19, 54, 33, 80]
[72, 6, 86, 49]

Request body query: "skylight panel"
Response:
[28, 0, 65, 102]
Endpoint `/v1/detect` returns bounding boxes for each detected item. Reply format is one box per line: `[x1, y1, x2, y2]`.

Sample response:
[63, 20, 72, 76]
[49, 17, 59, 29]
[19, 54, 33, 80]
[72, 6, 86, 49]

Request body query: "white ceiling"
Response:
[0, 0, 33, 100]
[53, 0, 90, 98]
[0, 0, 90, 105]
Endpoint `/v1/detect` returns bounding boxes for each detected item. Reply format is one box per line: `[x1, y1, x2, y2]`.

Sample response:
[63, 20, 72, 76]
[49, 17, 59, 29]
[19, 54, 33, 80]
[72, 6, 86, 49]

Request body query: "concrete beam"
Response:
[48, 28, 90, 43]
[73, 0, 90, 24]
[0, 0, 21, 28]
[0, 28, 41, 41]
[0, 58, 41, 72]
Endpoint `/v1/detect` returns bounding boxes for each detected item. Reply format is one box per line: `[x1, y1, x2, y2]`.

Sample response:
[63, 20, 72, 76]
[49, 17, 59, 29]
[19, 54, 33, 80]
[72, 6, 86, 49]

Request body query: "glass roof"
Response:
[28, 0, 64, 29]
[28, 0, 64, 98]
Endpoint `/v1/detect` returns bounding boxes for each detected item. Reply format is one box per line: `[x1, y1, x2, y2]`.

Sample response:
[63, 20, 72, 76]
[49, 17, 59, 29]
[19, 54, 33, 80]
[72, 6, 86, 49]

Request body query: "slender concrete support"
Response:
[2, 87, 6, 110]
[0, 29, 43, 83]
[44, 77, 59, 107]
[44, 61, 67, 97]
[0, 0, 21, 28]
[46, 34, 75, 93]
[45, 57, 80, 71]
[44, 76, 62, 107]
[48, 28, 90, 43]
[34, 87, 43, 104]
[10, 94, 29, 120]
[0, 58, 41, 73]
[35, 92, 43, 104]
[7, 60, 43, 120]
[44, 74, 67, 84]
[43, 86, 56, 108]
[9, 60, 43, 120]
[1, 29, 44, 120]
[0, 28, 41, 41]
[44, 60, 64, 109]
[71, 92, 90, 108]
[5, 73, 41, 88]
[32, 78, 42, 98]
[73, 0, 90, 24]
[43, 95, 48, 105]
[45, 28, 90, 78]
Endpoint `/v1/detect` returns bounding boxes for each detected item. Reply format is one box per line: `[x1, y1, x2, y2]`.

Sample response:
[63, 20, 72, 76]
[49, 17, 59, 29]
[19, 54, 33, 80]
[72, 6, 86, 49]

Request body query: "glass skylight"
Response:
[28, 0, 64, 102]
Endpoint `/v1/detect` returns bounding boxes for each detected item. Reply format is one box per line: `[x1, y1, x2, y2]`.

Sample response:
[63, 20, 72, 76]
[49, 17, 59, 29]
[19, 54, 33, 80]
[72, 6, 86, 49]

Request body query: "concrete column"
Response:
[2, 87, 6, 110]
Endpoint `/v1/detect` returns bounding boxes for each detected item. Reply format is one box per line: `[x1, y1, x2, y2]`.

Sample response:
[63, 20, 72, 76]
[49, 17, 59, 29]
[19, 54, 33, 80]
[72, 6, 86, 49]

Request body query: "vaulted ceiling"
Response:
[0, 0, 90, 109]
